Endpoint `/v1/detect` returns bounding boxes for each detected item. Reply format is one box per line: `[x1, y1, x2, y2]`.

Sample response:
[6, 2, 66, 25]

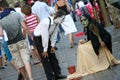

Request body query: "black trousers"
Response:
[34, 36, 61, 80]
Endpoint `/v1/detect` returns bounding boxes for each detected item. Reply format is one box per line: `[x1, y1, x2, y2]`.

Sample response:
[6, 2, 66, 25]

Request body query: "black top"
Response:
[85, 23, 112, 55]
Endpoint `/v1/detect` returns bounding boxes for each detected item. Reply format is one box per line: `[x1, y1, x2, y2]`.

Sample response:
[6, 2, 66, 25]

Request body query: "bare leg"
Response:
[19, 67, 27, 80]
[10, 61, 20, 73]
[30, 49, 36, 64]
[34, 46, 42, 62]
[33, 46, 43, 66]
[68, 33, 74, 48]
[0, 57, 3, 67]
[2, 54, 7, 66]
[10, 61, 24, 80]
[30, 48, 42, 66]
[24, 63, 33, 80]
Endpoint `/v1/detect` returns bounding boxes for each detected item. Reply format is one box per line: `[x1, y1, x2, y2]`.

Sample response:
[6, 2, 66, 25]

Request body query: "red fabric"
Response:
[93, 2, 100, 12]
[85, 3, 94, 19]
[25, 14, 39, 33]
[75, 32, 85, 38]
[86, 2, 102, 21]
[27, 0, 34, 5]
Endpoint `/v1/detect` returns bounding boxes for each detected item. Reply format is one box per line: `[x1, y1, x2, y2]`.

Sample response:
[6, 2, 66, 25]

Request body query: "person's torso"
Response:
[0, 12, 24, 44]
[25, 14, 39, 33]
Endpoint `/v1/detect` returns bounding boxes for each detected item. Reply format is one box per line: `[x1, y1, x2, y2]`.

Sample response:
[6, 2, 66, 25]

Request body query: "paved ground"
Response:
[0, 19, 120, 80]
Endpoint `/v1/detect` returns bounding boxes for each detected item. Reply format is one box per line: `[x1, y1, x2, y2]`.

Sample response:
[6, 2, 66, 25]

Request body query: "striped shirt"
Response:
[25, 14, 38, 33]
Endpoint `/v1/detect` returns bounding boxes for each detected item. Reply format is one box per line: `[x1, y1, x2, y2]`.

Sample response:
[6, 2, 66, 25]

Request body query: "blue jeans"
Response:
[56, 24, 64, 43]
[0, 37, 12, 61]
[56, 31, 61, 43]
[3, 41, 12, 62]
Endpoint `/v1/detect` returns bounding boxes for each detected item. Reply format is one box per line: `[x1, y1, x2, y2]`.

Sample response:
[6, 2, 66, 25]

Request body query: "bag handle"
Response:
[48, 17, 51, 30]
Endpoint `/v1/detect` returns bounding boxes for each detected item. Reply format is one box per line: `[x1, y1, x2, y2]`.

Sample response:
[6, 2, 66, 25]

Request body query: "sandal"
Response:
[70, 43, 74, 48]
[34, 61, 40, 65]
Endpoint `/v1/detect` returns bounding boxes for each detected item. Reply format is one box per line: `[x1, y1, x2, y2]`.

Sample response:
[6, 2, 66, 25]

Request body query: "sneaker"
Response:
[55, 74, 67, 79]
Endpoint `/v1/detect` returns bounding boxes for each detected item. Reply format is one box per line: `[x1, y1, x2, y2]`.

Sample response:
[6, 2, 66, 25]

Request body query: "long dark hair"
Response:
[54, 10, 66, 19]
[84, 14, 103, 28]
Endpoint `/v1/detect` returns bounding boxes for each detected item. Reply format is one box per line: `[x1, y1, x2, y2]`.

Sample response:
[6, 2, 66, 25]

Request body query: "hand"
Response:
[42, 52, 48, 58]
[51, 47, 55, 54]
[79, 39, 86, 44]
[100, 41, 105, 47]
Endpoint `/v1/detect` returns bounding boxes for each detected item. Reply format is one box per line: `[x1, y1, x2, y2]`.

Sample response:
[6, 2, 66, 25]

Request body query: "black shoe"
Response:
[70, 43, 74, 48]
[18, 73, 23, 80]
[56, 74, 67, 79]
[0, 66, 6, 70]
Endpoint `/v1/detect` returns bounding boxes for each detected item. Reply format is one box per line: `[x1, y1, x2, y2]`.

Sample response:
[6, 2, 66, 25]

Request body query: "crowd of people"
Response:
[0, 0, 120, 80]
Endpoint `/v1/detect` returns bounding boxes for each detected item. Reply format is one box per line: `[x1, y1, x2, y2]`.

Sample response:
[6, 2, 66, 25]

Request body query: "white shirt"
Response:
[32, 1, 52, 20]
[34, 16, 58, 52]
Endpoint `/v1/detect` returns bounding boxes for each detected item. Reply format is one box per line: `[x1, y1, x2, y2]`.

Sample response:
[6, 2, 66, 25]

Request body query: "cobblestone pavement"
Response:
[0, 19, 120, 80]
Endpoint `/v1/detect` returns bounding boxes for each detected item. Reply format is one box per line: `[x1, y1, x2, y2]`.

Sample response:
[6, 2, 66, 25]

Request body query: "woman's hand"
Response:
[79, 39, 86, 44]
[42, 52, 48, 58]
[100, 41, 105, 47]
[51, 47, 55, 54]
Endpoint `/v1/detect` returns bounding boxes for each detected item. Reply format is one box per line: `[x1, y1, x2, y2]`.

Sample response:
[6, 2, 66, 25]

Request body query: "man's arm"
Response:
[21, 21, 33, 40]
[41, 22, 49, 52]
[34, 20, 49, 58]
[34, 19, 49, 52]
[17, 12, 33, 39]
